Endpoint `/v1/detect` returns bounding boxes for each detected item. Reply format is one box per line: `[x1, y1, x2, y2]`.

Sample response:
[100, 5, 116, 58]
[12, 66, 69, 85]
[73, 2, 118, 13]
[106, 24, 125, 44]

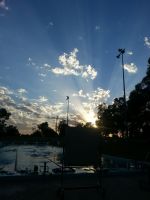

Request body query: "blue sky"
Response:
[0, 0, 150, 134]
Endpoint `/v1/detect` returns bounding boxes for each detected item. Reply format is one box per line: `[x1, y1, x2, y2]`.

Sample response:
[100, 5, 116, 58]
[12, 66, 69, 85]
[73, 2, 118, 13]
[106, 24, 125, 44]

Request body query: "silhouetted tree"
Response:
[75, 122, 84, 128]
[6, 125, 20, 136]
[97, 99, 127, 136]
[97, 57, 150, 138]
[0, 108, 11, 124]
[84, 122, 93, 128]
[0, 108, 11, 136]
[127, 57, 150, 138]
[38, 122, 49, 134]
[58, 120, 67, 137]
[31, 130, 42, 137]
[0, 108, 20, 136]
[35, 122, 57, 137]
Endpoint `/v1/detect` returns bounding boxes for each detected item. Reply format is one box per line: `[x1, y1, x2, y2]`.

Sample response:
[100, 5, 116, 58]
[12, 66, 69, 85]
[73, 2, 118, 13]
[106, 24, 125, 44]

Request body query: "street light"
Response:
[117, 49, 128, 137]
[66, 96, 69, 126]
[116, 49, 126, 105]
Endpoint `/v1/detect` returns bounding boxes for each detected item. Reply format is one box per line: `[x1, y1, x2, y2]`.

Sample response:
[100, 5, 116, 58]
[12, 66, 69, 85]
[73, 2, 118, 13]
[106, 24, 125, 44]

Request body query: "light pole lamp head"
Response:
[118, 48, 125, 54]
[116, 55, 120, 59]
[122, 49, 125, 54]
[66, 96, 69, 100]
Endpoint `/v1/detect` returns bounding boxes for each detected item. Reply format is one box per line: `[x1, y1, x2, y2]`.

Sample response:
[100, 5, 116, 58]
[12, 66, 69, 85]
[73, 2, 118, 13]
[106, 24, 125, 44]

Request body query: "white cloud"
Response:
[0, 86, 13, 95]
[17, 88, 27, 94]
[0, 84, 110, 133]
[28, 57, 32, 62]
[85, 65, 97, 80]
[71, 88, 110, 125]
[41, 63, 51, 71]
[73, 87, 110, 106]
[124, 63, 138, 73]
[127, 51, 133, 55]
[0, 0, 9, 10]
[38, 96, 48, 103]
[89, 88, 110, 102]
[73, 90, 86, 98]
[28, 49, 97, 80]
[51, 48, 97, 80]
[51, 67, 79, 76]
[38, 73, 47, 77]
[144, 37, 150, 48]
[0, 85, 66, 133]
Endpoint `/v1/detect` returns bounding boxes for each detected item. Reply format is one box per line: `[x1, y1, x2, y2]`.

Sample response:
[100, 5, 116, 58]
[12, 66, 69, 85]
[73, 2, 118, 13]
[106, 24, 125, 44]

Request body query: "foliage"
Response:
[0, 108, 11, 125]
[96, 98, 126, 136]
[0, 108, 20, 136]
[84, 122, 93, 128]
[31, 122, 57, 137]
[97, 57, 150, 138]
[58, 120, 67, 137]
[6, 125, 20, 136]
[127, 58, 150, 138]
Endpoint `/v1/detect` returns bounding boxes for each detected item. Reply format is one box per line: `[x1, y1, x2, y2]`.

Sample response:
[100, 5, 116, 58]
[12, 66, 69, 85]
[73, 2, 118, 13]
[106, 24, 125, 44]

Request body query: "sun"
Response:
[83, 110, 97, 128]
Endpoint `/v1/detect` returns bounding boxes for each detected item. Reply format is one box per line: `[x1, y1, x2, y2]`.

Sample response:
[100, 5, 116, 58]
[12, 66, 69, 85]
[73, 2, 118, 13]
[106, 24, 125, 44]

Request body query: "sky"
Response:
[0, 0, 150, 134]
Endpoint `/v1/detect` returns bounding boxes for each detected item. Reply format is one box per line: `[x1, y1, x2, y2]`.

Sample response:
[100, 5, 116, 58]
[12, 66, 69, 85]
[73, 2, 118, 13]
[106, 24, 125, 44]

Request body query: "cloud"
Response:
[47, 22, 54, 29]
[42, 63, 51, 71]
[72, 88, 110, 125]
[17, 88, 27, 94]
[95, 25, 100, 31]
[0, 86, 66, 133]
[0, 85, 110, 133]
[38, 73, 47, 77]
[51, 48, 97, 80]
[0, 0, 9, 10]
[73, 87, 110, 106]
[28, 49, 97, 80]
[144, 37, 150, 48]
[27, 57, 39, 69]
[124, 63, 138, 73]
[49, 22, 54, 26]
[127, 51, 133, 55]
[0, 86, 13, 95]
[38, 96, 48, 103]
[73, 90, 87, 98]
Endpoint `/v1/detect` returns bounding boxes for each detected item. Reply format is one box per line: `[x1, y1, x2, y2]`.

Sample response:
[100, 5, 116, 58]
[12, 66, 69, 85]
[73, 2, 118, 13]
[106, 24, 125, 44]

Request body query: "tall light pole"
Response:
[116, 48, 126, 105]
[117, 49, 128, 137]
[66, 96, 69, 126]
[55, 116, 59, 133]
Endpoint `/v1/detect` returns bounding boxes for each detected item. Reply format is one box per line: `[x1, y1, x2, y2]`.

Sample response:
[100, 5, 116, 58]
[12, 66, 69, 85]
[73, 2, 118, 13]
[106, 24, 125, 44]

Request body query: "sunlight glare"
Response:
[82, 109, 97, 127]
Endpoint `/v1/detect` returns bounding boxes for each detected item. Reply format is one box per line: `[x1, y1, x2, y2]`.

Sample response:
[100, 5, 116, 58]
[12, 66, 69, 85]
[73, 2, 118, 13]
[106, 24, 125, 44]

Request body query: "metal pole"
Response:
[55, 116, 58, 133]
[117, 49, 128, 137]
[66, 96, 69, 126]
[121, 52, 126, 105]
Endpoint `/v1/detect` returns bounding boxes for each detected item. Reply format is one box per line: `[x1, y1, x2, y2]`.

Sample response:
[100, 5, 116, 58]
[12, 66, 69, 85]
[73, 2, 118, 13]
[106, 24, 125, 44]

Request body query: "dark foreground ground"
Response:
[0, 173, 150, 200]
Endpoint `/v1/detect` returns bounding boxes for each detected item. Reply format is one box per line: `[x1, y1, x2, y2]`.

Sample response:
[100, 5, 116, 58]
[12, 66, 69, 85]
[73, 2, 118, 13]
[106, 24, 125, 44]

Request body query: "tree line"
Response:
[96, 57, 150, 138]
[0, 109, 57, 138]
